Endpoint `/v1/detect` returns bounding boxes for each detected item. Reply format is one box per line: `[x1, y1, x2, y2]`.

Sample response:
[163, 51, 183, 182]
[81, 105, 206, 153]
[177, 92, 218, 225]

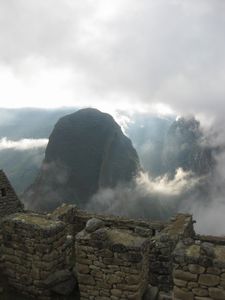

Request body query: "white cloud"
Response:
[0, 59, 75, 108]
[137, 168, 200, 196]
[87, 168, 200, 219]
[0, 0, 224, 121]
[0, 137, 48, 151]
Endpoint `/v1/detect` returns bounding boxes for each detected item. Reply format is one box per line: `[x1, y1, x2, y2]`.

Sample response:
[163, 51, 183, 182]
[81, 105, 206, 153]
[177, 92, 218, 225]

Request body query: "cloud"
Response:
[190, 200, 225, 236]
[185, 150, 225, 236]
[87, 168, 201, 220]
[136, 168, 200, 196]
[0, 137, 48, 151]
[0, 0, 224, 122]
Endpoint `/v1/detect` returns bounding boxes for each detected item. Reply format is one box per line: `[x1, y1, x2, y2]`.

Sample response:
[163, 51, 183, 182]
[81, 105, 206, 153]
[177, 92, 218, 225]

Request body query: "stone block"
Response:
[173, 278, 187, 287]
[173, 269, 197, 282]
[173, 286, 194, 300]
[199, 274, 220, 287]
[188, 264, 205, 274]
[209, 287, 225, 299]
[192, 288, 209, 297]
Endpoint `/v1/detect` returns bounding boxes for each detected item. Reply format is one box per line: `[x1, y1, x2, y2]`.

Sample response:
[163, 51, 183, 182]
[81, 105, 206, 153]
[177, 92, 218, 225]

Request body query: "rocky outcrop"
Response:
[23, 108, 140, 212]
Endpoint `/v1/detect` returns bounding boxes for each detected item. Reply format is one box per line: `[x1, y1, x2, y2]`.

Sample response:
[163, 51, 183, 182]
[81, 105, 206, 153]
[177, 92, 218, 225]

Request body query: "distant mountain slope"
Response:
[0, 148, 44, 194]
[162, 117, 215, 176]
[126, 114, 174, 176]
[23, 108, 140, 211]
[0, 108, 77, 193]
[0, 108, 76, 139]
[128, 115, 215, 178]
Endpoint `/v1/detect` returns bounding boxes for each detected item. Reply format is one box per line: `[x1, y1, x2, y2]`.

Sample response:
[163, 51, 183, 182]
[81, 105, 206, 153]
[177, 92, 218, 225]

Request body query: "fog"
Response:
[87, 168, 202, 220]
[87, 113, 225, 236]
[0, 137, 48, 150]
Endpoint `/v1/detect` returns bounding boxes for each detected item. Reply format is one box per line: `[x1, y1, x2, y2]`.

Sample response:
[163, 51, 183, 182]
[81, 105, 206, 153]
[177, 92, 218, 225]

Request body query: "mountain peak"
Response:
[24, 108, 140, 211]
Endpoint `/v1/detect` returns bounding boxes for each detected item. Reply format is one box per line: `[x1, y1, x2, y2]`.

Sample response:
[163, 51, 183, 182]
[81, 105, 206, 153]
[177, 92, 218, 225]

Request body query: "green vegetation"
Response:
[12, 213, 61, 228]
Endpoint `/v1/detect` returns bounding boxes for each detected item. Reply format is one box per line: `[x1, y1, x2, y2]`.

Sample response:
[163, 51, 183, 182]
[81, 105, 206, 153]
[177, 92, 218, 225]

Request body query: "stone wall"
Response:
[0, 199, 198, 300]
[173, 235, 225, 299]
[0, 202, 167, 300]
[1, 212, 73, 299]
[0, 170, 23, 218]
[52, 203, 165, 285]
[49, 205, 197, 298]
[75, 218, 150, 300]
[149, 214, 195, 293]
[1, 203, 224, 300]
[0, 226, 3, 272]
[52, 204, 165, 237]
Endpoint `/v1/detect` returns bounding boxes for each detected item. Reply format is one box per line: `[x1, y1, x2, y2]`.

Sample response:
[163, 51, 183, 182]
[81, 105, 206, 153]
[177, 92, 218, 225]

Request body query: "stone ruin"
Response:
[0, 169, 24, 273]
[76, 218, 150, 299]
[2, 212, 72, 299]
[0, 170, 225, 299]
[0, 169, 23, 218]
[173, 235, 225, 299]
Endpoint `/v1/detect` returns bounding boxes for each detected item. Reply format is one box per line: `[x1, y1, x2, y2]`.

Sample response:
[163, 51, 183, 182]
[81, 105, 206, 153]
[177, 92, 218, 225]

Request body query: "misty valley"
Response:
[0, 108, 221, 235]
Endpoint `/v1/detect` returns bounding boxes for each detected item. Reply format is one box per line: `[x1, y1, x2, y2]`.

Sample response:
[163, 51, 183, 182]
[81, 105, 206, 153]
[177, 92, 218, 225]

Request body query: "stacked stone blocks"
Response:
[173, 236, 225, 299]
[75, 218, 150, 299]
[1, 212, 72, 299]
[149, 214, 195, 293]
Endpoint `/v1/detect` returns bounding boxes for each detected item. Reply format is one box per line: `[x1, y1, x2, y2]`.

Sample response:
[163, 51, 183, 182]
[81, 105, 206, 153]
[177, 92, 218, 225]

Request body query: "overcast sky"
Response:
[0, 0, 225, 121]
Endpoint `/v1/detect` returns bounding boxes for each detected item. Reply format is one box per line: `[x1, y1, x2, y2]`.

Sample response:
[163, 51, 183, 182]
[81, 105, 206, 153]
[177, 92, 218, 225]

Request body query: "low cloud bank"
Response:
[87, 169, 201, 221]
[88, 153, 225, 236]
[136, 168, 200, 197]
[0, 137, 48, 151]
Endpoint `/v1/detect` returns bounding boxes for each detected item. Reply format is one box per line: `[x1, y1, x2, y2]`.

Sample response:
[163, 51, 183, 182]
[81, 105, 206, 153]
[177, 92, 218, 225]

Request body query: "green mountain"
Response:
[23, 108, 140, 211]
